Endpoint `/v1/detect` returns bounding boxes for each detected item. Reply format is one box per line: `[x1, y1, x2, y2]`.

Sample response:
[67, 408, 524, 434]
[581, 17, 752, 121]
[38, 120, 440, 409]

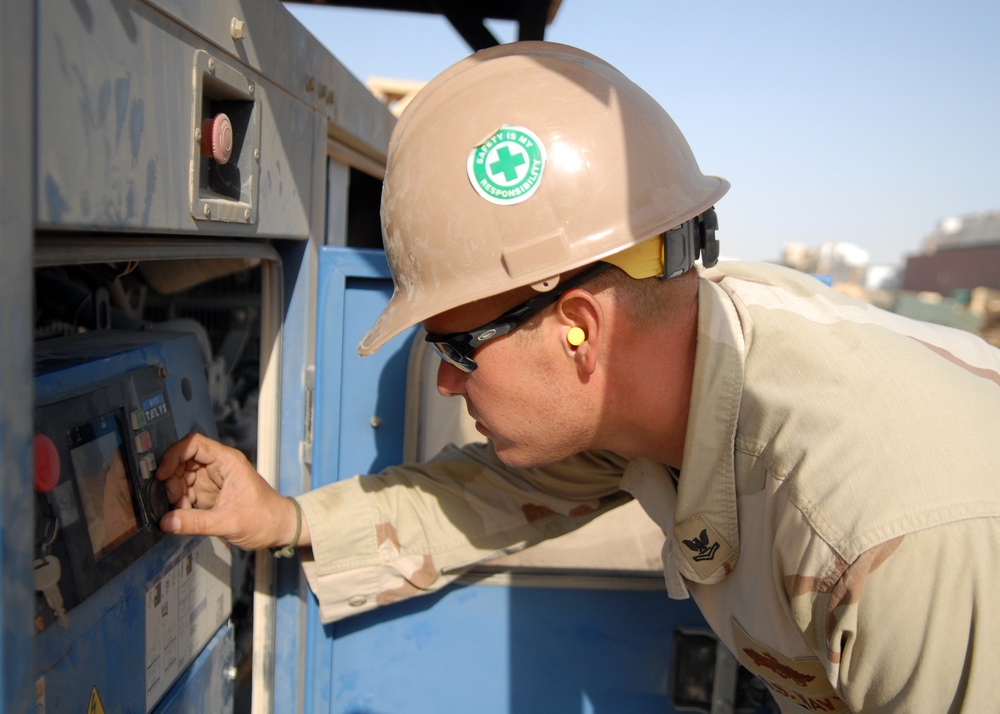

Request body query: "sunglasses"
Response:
[425, 262, 611, 373]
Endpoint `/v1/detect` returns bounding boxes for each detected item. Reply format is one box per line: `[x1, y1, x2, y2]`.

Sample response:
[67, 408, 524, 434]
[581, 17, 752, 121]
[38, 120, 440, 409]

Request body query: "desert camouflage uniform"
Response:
[297, 261, 1000, 713]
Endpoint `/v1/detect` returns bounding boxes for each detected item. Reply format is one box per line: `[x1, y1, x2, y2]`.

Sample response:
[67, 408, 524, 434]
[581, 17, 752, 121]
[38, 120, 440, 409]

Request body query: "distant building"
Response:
[902, 212, 1000, 294]
[782, 241, 867, 281]
[365, 77, 425, 117]
[780, 241, 898, 294]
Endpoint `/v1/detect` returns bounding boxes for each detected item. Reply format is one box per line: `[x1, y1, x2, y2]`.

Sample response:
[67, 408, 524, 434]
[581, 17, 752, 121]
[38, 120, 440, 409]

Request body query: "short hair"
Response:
[587, 264, 698, 327]
[515, 263, 699, 339]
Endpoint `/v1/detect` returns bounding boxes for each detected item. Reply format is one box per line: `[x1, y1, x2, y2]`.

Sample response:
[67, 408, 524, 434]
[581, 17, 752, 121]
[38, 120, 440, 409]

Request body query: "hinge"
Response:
[300, 365, 315, 465]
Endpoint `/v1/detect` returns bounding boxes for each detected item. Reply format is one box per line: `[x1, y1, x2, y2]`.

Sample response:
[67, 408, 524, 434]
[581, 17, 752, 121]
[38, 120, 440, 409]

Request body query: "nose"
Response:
[436, 359, 468, 397]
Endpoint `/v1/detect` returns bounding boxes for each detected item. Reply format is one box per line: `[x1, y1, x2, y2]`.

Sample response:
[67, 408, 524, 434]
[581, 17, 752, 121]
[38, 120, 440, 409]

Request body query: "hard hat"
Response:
[359, 41, 729, 356]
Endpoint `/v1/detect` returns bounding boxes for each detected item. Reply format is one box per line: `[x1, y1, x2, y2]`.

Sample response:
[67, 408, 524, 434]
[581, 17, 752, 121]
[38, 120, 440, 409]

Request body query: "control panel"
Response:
[33, 330, 233, 713]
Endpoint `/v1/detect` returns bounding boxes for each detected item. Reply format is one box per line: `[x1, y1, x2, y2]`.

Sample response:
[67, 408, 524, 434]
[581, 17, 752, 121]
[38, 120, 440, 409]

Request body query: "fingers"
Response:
[156, 432, 237, 507]
[155, 431, 219, 482]
[154, 432, 284, 550]
[158, 485, 283, 551]
[161, 471, 185, 503]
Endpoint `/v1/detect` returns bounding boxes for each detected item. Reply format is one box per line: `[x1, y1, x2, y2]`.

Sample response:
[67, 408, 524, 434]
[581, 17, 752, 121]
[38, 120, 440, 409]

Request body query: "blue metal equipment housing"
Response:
[32, 331, 233, 713]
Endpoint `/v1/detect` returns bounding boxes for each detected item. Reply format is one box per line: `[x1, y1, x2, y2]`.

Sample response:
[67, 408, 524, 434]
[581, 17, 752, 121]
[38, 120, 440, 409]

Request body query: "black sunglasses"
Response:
[425, 262, 611, 373]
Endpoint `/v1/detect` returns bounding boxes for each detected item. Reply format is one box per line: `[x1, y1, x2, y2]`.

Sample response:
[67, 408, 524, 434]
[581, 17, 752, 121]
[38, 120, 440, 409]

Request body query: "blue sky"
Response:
[287, 1, 999, 268]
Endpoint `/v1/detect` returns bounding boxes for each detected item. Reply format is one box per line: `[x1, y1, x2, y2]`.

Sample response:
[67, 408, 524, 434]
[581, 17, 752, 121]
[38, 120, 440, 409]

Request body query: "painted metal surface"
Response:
[35, 0, 321, 238]
[32, 331, 232, 713]
[15, 1, 395, 711]
[0, 0, 36, 710]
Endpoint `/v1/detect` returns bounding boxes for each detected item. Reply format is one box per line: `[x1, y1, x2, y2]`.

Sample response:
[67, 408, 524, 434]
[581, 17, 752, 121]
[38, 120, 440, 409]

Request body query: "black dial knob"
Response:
[146, 479, 173, 525]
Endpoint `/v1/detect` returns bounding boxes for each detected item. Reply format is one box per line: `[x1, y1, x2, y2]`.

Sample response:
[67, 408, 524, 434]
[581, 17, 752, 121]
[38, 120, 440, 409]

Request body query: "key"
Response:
[34, 555, 69, 629]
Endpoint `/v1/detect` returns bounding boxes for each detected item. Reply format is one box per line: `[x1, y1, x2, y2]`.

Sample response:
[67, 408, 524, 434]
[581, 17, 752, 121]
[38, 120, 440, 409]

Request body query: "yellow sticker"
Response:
[87, 686, 105, 714]
[731, 619, 848, 713]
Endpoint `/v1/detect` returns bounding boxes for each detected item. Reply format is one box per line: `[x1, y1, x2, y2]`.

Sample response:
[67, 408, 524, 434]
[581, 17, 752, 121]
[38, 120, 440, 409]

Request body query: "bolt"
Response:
[203, 204, 211, 217]
[244, 208, 251, 221]
[253, 148, 260, 161]
[157, 366, 169, 380]
[370, 417, 382, 429]
[230, 18, 247, 41]
[208, 58, 215, 73]
[248, 82, 254, 95]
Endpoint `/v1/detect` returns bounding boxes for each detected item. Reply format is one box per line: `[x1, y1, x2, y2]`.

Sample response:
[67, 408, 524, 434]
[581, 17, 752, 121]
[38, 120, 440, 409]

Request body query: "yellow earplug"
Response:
[567, 326, 586, 346]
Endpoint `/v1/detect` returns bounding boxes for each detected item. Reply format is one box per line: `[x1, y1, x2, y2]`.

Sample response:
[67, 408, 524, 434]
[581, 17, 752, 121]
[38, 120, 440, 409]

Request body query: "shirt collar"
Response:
[671, 275, 746, 583]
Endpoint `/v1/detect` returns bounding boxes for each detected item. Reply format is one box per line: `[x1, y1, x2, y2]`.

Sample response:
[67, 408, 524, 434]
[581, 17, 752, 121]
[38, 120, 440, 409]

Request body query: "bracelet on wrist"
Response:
[273, 496, 302, 558]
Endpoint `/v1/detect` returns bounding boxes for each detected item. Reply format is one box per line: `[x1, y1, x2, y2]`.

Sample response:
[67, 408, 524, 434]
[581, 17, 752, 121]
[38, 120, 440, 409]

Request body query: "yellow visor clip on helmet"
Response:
[604, 208, 720, 281]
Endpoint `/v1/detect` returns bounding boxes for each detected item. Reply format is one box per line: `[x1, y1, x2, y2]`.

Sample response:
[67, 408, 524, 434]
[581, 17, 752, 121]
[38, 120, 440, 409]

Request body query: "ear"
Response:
[555, 290, 603, 376]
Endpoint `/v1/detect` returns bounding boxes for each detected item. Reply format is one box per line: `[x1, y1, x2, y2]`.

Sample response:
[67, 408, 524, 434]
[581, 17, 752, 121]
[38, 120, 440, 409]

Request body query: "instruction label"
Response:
[144, 537, 231, 711]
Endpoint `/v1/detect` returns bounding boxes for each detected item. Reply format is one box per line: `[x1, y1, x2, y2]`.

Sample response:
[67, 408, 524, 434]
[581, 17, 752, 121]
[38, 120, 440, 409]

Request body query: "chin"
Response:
[491, 441, 563, 470]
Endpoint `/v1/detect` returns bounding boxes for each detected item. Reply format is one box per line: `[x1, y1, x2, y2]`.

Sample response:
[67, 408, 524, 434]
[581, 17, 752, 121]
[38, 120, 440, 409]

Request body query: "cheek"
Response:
[472, 352, 557, 420]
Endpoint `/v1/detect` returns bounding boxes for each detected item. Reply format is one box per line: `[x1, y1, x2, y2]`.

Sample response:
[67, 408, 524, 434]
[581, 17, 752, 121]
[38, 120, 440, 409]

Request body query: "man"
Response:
[156, 42, 1000, 712]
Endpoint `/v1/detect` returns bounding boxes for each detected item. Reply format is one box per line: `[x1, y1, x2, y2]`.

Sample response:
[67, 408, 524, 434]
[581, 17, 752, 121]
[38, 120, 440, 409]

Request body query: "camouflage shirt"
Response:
[298, 261, 1000, 713]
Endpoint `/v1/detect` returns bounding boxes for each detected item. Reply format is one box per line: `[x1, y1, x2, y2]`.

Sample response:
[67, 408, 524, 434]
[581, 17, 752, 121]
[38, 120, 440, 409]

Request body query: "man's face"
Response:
[423, 294, 593, 469]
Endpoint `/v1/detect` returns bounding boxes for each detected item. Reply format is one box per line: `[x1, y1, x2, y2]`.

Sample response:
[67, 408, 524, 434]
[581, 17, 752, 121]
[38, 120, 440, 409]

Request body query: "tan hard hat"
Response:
[359, 41, 729, 356]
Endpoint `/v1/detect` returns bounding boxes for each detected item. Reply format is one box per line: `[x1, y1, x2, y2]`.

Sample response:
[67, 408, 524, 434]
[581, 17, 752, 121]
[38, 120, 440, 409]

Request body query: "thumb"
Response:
[160, 507, 225, 539]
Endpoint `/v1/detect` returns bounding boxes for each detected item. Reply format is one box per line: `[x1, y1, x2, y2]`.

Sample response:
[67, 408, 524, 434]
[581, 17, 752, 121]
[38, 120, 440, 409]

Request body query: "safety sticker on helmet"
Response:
[467, 125, 546, 205]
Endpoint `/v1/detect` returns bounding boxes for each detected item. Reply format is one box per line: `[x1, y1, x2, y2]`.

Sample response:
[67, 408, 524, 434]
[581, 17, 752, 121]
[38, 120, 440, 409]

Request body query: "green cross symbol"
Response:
[489, 145, 526, 181]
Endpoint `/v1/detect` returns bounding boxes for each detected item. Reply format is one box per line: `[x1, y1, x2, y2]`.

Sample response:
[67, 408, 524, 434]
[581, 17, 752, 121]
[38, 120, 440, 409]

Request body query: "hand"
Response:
[155, 432, 305, 551]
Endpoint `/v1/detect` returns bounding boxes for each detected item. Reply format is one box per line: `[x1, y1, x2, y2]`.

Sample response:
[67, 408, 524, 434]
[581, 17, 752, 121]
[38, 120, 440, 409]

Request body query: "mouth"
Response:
[465, 401, 492, 439]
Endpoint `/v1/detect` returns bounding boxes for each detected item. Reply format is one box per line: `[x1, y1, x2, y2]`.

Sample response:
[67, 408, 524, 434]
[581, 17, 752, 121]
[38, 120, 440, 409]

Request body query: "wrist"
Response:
[272, 496, 302, 558]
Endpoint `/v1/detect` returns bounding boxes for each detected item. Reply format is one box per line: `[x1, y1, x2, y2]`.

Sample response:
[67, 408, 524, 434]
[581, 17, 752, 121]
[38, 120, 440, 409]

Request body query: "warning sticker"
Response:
[87, 685, 105, 714]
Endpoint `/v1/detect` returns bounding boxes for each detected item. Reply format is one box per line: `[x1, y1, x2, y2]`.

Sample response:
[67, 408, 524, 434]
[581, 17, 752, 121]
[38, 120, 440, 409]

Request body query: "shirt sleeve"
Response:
[294, 442, 631, 623]
[806, 518, 1000, 712]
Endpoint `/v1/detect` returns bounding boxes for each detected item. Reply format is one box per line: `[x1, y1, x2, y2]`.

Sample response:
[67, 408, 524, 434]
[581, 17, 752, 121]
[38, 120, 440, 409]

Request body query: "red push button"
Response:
[200, 113, 233, 165]
[33, 434, 60, 493]
[135, 431, 153, 453]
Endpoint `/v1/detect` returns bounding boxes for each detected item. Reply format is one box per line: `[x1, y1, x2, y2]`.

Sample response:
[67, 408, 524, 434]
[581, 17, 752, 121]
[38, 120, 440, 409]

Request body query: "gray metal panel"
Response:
[146, 0, 395, 163]
[0, 0, 36, 710]
[35, 0, 328, 239]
